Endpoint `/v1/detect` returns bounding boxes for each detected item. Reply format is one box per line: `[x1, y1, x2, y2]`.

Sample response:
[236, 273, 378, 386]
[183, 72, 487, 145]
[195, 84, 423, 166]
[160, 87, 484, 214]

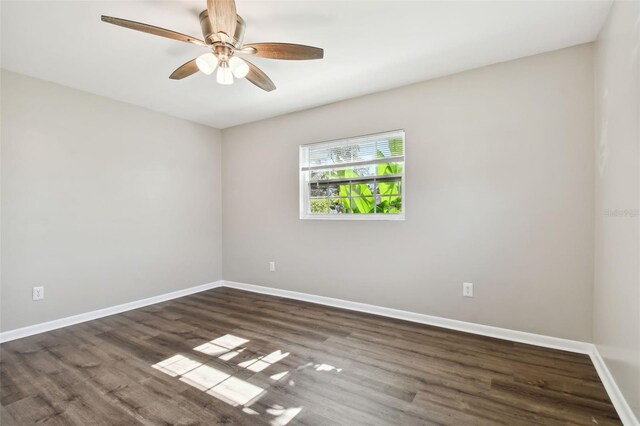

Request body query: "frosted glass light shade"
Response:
[216, 64, 234, 85]
[196, 53, 218, 75]
[228, 56, 250, 79]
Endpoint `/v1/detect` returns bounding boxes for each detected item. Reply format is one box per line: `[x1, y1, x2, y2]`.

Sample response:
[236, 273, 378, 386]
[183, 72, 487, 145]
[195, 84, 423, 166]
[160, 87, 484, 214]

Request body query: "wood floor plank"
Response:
[0, 287, 620, 425]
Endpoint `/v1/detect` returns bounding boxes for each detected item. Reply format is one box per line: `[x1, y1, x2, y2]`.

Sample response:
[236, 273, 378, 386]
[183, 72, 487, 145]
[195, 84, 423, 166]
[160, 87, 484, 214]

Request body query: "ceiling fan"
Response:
[101, 0, 324, 92]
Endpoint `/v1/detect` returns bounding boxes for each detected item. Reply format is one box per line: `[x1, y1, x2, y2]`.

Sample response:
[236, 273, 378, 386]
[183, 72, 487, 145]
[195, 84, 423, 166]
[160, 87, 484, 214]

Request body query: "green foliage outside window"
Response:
[309, 138, 403, 215]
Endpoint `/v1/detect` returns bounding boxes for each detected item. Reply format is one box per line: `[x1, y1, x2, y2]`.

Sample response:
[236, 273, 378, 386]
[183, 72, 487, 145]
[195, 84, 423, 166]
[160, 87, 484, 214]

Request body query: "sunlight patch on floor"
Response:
[152, 354, 201, 377]
[180, 364, 230, 391]
[270, 371, 289, 381]
[208, 375, 265, 406]
[194, 334, 250, 357]
[239, 349, 290, 373]
[267, 406, 304, 426]
[151, 334, 311, 425]
[314, 363, 341, 372]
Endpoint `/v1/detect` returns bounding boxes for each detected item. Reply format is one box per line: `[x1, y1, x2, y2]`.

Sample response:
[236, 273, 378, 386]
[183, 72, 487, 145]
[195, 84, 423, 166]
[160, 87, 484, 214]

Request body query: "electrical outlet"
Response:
[269, 261, 276, 272]
[32, 286, 44, 301]
[463, 282, 473, 297]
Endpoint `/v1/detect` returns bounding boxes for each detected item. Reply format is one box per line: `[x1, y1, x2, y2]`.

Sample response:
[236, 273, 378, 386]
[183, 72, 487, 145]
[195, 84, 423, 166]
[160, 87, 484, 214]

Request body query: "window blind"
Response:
[300, 130, 405, 173]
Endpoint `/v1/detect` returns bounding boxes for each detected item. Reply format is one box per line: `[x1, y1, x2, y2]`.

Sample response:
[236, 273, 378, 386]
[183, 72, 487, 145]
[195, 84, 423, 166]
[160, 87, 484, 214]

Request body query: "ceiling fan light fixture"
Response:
[101, 0, 324, 92]
[228, 56, 250, 79]
[196, 52, 217, 75]
[216, 62, 234, 85]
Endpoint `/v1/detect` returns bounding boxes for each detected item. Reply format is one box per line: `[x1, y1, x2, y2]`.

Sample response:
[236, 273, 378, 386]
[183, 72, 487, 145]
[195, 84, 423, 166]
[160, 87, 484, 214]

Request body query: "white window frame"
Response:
[299, 130, 406, 221]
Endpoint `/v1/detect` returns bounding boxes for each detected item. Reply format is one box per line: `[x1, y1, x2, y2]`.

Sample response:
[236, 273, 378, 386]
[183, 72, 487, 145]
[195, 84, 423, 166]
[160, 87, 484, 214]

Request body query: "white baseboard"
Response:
[222, 280, 592, 354]
[222, 280, 638, 426]
[0, 280, 224, 343]
[589, 345, 640, 426]
[1, 278, 636, 425]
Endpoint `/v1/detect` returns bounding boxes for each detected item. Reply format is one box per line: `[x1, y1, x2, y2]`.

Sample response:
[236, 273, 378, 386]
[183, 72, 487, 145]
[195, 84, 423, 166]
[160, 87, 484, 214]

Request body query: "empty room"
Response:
[1, 0, 639, 424]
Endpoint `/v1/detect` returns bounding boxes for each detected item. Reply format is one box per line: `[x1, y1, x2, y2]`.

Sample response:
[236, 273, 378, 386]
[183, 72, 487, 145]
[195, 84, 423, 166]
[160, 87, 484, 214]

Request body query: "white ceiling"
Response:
[1, 0, 612, 129]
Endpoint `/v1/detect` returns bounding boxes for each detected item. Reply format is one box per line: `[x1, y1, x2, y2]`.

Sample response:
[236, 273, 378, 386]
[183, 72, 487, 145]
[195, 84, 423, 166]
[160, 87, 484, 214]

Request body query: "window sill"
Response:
[300, 214, 405, 221]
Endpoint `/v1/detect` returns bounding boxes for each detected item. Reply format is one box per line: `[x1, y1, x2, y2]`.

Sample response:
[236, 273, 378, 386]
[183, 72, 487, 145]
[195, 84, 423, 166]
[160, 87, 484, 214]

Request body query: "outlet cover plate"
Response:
[33, 286, 44, 301]
[463, 282, 473, 297]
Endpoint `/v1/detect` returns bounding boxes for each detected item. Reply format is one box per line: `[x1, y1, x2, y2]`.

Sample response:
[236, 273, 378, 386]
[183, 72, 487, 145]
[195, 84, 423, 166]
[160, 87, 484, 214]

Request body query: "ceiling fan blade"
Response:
[241, 43, 323, 60]
[170, 58, 199, 80]
[243, 59, 276, 92]
[101, 16, 206, 46]
[207, 0, 237, 43]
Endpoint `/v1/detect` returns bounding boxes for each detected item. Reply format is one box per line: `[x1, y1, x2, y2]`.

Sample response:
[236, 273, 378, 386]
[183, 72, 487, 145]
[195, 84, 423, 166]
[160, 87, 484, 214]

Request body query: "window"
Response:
[299, 130, 405, 220]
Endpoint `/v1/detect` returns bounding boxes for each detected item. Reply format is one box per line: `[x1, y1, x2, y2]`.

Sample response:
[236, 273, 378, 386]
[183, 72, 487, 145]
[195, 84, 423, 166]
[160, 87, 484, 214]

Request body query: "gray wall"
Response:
[594, 0, 640, 418]
[0, 70, 223, 331]
[222, 44, 595, 342]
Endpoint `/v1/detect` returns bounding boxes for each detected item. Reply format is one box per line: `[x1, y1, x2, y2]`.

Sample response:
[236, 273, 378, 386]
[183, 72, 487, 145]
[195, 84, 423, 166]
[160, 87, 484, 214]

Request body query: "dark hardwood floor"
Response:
[1, 287, 620, 425]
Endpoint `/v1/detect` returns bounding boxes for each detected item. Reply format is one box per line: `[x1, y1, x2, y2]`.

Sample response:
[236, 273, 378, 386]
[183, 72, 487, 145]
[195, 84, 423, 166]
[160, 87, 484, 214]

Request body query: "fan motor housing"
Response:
[199, 11, 246, 47]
